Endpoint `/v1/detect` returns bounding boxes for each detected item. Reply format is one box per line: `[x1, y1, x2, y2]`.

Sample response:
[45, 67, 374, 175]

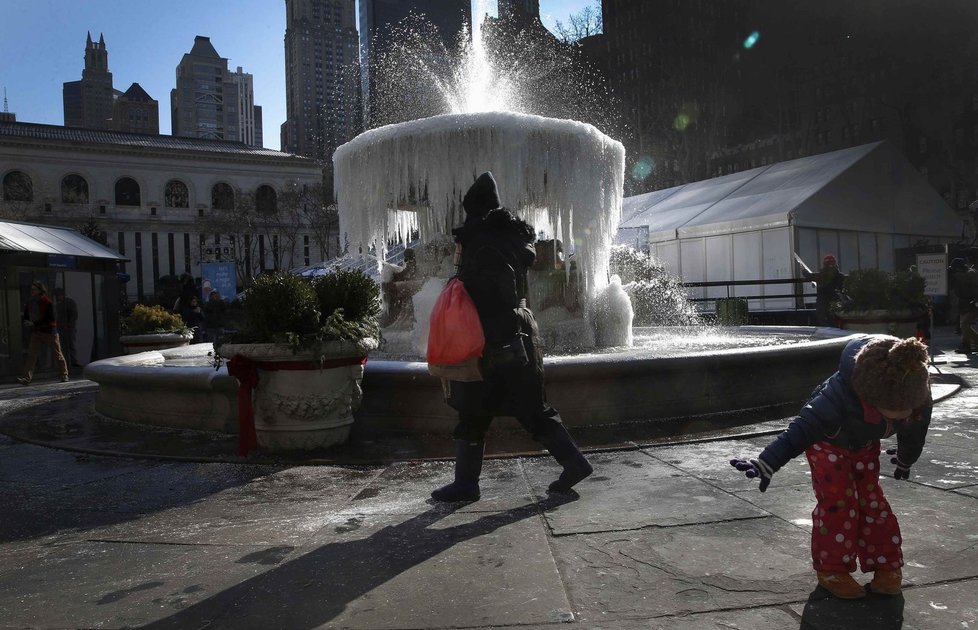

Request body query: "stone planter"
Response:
[218, 338, 378, 451]
[834, 309, 920, 338]
[120, 332, 193, 355]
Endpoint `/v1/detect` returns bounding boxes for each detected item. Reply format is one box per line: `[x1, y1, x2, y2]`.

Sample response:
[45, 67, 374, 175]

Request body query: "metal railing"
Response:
[680, 278, 816, 310]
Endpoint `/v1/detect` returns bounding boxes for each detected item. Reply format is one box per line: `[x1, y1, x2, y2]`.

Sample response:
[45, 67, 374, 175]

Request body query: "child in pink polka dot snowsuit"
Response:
[731, 334, 932, 600]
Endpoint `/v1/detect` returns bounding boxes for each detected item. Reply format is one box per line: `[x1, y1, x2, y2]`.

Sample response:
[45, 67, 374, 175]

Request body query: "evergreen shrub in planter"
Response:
[120, 304, 193, 354]
[833, 268, 929, 337]
[217, 270, 381, 452]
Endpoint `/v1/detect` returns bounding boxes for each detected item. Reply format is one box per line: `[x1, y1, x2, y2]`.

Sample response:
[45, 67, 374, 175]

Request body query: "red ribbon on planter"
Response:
[226, 354, 369, 456]
[227, 355, 260, 456]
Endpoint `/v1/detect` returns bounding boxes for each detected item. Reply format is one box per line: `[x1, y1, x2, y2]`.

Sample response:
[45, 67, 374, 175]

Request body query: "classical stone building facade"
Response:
[0, 121, 325, 302]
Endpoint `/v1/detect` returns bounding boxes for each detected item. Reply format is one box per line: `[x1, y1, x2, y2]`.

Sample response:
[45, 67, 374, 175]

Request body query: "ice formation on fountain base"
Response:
[334, 111, 626, 306]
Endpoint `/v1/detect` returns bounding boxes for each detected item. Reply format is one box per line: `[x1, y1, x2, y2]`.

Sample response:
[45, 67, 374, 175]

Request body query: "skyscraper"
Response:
[112, 83, 160, 135]
[230, 67, 264, 147]
[63, 32, 115, 129]
[358, 0, 471, 126]
[171, 36, 240, 141]
[498, 0, 539, 22]
[282, 0, 360, 172]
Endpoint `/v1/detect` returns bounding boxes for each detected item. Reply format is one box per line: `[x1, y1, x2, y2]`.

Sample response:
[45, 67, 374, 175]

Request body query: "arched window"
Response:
[211, 183, 235, 211]
[61, 174, 89, 204]
[256, 185, 277, 215]
[164, 179, 189, 208]
[115, 177, 141, 206]
[2, 171, 33, 202]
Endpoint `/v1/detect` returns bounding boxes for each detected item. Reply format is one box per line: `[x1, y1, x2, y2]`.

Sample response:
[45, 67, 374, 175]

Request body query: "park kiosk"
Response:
[0, 219, 128, 378]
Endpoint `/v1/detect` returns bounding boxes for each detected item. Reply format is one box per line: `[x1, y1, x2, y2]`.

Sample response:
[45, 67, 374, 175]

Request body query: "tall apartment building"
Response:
[113, 83, 159, 135]
[498, 0, 539, 22]
[710, 0, 978, 216]
[63, 32, 115, 130]
[63, 33, 161, 134]
[230, 67, 264, 147]
[599, 0, 748, 194]
[282, 0, 361, 174]
[171, 36, 240, 141]
[358, 0, 471, 127]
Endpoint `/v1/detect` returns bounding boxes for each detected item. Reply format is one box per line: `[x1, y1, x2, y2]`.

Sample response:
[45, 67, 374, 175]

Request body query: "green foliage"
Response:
[836, 268, 929, 313]
[312, 267, 381, 324]
[232, 269, 381, 348]
[123, 304, 188, 335]
[240, 272, 319, 342]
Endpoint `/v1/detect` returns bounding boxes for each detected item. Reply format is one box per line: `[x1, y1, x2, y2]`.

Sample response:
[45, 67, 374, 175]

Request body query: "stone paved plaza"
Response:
[1, 327, 976, 629]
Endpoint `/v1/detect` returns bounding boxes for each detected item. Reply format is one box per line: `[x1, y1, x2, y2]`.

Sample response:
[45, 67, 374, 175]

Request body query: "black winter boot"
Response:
[431, 440, 484, 502]
[538, 424, 593, 493]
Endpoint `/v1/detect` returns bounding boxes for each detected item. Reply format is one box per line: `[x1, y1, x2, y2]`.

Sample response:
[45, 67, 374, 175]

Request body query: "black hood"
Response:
[462, 172, 501, 219]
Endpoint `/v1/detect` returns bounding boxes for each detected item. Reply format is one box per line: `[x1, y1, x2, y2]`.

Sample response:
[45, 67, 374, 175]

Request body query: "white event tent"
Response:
[616, 141, 962, 310]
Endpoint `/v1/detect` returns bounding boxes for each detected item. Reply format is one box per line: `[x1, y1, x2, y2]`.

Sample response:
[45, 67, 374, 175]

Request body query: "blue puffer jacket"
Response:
[759, 335, 932, 472]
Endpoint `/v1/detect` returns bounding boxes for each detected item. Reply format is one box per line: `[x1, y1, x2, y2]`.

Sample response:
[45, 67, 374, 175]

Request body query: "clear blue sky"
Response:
[0, 0, 597, 150]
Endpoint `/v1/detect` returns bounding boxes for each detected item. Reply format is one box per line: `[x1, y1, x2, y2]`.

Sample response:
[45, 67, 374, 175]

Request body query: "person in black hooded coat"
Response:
[431, 171, 593, 502]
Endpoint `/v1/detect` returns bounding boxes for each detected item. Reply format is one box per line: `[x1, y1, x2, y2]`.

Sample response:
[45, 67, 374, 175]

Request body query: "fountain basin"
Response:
[84, 327, 856, 441]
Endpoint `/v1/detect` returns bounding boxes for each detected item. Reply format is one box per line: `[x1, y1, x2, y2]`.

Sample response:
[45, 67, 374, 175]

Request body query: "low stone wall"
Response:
[85, 329, 857, 439]
[357, 329, 856, 435]
[84, 344, 238, 433]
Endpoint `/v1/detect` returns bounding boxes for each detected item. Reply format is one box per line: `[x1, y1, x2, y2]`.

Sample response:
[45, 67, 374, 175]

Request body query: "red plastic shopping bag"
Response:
[427, 278, 485, 378]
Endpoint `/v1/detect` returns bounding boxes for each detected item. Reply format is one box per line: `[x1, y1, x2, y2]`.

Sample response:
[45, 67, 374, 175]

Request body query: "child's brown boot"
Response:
[816, 571, 866, 599]
[869, 568, 902, 595]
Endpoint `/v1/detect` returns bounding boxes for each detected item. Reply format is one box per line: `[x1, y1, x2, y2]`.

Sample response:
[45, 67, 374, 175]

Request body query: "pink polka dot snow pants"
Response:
[805, 440, 903, 574]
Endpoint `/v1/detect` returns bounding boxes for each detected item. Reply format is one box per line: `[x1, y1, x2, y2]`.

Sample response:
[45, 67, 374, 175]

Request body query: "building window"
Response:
[212, 183, 235, 210]
[256, 185, 277, 215]
[99, 205, 106, 214]
[2, 170, 33, 202]
[115, 177, 141, 206]
[150, 207, 157, 216]
[61, 174, 89, 204]
[164, 179, 189, 208]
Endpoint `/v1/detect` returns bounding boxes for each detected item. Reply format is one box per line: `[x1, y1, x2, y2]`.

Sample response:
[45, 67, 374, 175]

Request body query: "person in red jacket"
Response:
[18, 281, 69, 385]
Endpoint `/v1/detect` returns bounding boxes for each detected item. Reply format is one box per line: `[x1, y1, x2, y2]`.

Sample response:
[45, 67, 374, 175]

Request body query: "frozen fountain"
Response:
[328, 8, 855, 434]
[83, 8, 857, 449]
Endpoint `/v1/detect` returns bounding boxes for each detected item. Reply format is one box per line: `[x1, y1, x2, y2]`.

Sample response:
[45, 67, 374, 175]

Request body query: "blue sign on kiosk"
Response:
[201, 262, 237, 302]
[47, 254, 77, 269]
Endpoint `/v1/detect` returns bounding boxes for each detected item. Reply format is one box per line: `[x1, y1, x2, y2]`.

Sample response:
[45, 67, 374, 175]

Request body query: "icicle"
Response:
[333, 111, 625, 313]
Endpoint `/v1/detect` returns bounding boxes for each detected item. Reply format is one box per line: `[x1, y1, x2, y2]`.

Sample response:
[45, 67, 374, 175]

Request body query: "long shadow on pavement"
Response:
[139, 494, 575, 629]
[800, 585, 904, 629]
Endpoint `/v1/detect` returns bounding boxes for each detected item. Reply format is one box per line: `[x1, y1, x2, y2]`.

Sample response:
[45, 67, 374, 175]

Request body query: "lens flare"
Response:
[631, 157, 654, 181]
[743, 31, 760, 49]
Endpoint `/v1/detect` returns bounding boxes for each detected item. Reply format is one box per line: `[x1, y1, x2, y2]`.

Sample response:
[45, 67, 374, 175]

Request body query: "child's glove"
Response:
[729, 457, 775, 492]
[885, 447, 911, 480]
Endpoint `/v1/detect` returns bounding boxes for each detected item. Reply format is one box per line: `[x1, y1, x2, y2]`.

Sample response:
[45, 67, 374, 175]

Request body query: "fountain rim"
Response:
[333, 110, 625, 161]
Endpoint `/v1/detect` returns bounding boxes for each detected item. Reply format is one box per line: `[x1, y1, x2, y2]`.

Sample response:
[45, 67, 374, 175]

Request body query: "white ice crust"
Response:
[333, 111, 625, 303]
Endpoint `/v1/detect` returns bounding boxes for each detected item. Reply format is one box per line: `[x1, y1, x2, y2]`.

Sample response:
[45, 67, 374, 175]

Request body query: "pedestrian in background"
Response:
[730, 334, 932, 599]
[18, 281, 69, 385]
[949, 257, 978, 353]
[202, 290, 228, 344]
[54, 287, 80, 367]
[801, 254, 847, 327]
[179, 295, 205, 342]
